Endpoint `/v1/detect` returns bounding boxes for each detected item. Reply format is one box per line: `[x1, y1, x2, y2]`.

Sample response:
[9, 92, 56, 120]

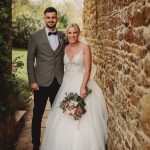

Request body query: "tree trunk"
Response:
[0, 1, 13, 149]
[0, 0, 12, 74]
[7, 1, 13, 74]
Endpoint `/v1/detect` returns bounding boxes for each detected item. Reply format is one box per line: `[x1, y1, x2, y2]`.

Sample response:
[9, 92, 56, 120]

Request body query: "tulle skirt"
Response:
[41, 76, 108, 150]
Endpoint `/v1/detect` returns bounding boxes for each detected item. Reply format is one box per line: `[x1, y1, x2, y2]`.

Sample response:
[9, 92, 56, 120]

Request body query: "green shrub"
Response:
[57, 12, 68, 29]
[0, 55, 25, 114]
[12, 15, 41, 49]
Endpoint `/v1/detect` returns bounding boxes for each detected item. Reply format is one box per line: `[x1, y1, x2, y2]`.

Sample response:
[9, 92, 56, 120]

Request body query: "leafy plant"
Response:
[12, 15, 42, 48]
[57, 12, 68, 29]
[0, 56, 25, 113]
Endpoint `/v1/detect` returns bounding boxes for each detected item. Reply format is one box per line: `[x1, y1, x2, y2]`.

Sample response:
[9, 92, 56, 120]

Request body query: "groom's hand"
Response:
[31, 83, 39, 91]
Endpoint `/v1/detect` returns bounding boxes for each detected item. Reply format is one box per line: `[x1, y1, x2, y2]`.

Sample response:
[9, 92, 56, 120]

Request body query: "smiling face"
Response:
[44, 12, 57, 29]
[66, 24, 80, 44]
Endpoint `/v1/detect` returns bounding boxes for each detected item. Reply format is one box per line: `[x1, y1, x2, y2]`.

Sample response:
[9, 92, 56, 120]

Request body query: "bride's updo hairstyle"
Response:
[66, 23, 80, 35]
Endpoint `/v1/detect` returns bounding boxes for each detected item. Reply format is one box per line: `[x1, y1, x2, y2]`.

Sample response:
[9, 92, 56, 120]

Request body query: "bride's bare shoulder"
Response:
[80, 42, 91, 53]
[79, 42, 89, 49]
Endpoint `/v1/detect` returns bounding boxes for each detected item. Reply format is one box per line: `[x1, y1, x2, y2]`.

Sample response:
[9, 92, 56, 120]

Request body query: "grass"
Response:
[12, 48, 28, 81]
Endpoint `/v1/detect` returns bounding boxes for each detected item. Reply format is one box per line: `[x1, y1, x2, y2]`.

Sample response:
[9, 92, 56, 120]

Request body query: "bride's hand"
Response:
[80, 87, 87, 99]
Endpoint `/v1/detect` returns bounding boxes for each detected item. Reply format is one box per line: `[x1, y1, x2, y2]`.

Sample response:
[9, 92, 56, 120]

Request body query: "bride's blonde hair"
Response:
[66, 23, 80, 35]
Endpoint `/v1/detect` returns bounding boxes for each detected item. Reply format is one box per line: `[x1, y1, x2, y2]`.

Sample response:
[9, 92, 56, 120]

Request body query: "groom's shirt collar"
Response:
[45, 27, 59, 51]
[45, 27, 57, 35]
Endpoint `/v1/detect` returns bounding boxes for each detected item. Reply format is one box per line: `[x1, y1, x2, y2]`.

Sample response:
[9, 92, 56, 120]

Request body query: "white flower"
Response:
[74, 101, 78, 106]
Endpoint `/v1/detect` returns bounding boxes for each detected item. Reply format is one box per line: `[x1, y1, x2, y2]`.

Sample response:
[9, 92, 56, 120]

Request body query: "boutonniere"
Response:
[60, 37, 69, 46]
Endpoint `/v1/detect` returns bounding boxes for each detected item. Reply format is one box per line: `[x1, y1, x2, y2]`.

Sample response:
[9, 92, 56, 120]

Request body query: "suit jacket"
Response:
[27, 28, 66, 86]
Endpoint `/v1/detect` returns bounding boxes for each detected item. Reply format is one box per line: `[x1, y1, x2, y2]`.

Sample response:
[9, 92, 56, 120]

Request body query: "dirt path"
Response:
[15, 101, 50, 150]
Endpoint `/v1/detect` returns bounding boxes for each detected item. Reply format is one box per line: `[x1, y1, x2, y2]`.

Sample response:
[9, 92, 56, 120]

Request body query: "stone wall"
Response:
[83, 0, 150, 149]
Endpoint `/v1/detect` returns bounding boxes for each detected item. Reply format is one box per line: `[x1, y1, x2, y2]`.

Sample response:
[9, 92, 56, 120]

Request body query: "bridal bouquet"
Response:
[59, 87, 92, 120]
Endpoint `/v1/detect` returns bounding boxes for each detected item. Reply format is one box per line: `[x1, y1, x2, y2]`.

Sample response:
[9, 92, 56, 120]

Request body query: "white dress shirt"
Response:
[45, 27, 59, 51]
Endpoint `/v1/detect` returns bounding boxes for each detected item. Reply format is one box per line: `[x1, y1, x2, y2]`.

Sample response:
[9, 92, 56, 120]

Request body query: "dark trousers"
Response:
[32, 78, 60, 147]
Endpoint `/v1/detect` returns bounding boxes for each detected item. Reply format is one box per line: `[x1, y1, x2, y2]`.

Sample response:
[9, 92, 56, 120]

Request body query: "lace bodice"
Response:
[63, 50, 84, 80]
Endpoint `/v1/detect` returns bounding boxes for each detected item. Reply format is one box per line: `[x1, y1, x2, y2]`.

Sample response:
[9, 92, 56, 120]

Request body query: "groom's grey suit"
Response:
[27, 28, 65, 86]
[27, 28, 66, 148]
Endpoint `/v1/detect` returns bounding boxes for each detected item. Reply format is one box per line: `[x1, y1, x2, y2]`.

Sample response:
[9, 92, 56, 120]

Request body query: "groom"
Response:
[27, 7, 66, 150]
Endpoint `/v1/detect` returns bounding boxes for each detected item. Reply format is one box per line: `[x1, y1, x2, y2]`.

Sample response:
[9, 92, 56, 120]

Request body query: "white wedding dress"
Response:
[41, 49, 108, 150]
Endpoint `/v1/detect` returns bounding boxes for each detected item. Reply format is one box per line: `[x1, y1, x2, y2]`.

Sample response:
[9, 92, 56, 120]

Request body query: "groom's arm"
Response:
[27, 35, 37, 87]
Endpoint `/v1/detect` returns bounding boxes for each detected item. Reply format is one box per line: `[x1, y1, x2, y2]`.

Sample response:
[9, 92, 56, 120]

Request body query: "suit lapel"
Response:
[41, 28, 64, 56]
[53, 31, 64, 56]
[41, 28, 55, 55]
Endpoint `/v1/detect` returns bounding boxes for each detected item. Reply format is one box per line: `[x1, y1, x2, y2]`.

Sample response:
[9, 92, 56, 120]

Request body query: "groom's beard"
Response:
[46, 23, 56, 29]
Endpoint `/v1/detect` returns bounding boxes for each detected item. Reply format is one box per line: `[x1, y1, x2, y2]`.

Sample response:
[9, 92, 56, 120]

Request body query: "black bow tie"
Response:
[48, 31, 57, 36]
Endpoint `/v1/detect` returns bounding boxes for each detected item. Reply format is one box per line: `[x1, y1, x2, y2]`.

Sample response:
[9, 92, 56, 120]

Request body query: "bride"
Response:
[41, 23, 108, 150]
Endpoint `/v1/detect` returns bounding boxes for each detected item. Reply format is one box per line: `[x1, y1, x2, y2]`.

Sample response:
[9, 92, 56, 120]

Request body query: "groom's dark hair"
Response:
[44, 7, 57, 15]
